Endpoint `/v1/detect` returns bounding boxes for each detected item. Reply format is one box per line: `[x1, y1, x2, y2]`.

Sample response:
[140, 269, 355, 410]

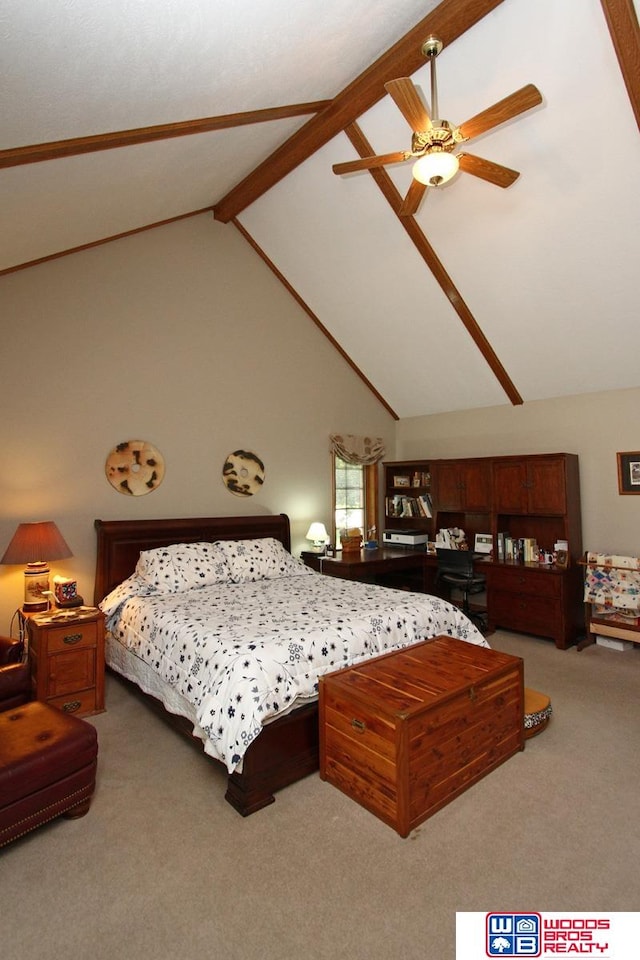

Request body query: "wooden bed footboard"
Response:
[110, 668, 320, 816]
[95, 514, 320, 815]
[226, 701, 319, 815]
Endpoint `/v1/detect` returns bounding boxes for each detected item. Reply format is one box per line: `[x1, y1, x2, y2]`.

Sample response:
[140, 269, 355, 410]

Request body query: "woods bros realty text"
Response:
[540, 918, 610, 954]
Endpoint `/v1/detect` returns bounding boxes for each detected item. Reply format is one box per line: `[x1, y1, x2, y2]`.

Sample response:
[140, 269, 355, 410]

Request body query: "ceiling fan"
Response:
[332, 36, 542, 217]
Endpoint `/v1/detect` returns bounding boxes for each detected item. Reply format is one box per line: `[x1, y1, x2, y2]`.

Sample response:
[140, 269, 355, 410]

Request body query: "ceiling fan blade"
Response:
[457, 153, 520, 188]
[398, 179, 428, 217]
[458, 84, 542, 141]
[332, 151, 408, 176]
[384, 78, 430, 133]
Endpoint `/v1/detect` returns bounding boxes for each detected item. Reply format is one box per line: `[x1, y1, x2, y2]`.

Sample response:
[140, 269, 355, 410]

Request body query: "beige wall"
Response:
[3, 211, 637, 634]
[0, 214, 395, 630]
[396, 388, 640, 556]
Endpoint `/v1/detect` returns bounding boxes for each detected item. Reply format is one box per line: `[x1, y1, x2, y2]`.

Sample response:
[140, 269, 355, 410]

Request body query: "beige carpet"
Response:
[2, 631, 639, 960]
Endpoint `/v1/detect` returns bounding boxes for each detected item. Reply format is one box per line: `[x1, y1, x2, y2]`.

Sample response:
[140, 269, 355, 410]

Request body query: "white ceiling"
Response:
[2, 0, 639, 418]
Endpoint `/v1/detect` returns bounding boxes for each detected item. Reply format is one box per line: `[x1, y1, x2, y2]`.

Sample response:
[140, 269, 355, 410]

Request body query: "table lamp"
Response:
[305, 522, 329, 553]
[1, 521, 73, 612]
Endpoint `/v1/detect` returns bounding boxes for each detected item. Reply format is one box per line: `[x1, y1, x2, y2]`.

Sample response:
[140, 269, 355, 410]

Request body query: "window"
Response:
[332, 455, 378, 547]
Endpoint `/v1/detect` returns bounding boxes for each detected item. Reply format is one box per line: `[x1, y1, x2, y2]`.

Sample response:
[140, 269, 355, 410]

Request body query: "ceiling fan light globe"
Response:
[412, 152, 459, 186]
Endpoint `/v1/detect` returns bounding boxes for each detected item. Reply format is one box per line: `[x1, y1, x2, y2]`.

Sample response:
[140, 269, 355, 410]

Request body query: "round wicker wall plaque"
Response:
[105, 439, 165, 496]
[222, 449, 265, 497]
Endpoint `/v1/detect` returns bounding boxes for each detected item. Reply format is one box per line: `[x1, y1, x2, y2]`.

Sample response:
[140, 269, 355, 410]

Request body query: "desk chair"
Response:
[435, 548, 487, 631]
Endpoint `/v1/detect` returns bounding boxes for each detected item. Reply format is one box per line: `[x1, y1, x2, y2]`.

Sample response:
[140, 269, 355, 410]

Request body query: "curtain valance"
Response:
[329, 434, 385, 465]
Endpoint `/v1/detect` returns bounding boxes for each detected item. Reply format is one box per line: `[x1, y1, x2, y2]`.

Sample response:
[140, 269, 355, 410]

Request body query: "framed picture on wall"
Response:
[617, 452, 640, 494]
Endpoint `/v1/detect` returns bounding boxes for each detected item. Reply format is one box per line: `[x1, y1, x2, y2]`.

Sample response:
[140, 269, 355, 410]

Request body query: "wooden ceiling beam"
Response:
[600, 0, 640, 130]
[344, 122, 523, 406]
[0, 101, 331, 170]
[213, 0, 507, 222]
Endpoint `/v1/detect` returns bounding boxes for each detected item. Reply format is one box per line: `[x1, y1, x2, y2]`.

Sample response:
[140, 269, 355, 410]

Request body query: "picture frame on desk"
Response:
[554, 549, 569, 570]
[616, 451, 640, 494]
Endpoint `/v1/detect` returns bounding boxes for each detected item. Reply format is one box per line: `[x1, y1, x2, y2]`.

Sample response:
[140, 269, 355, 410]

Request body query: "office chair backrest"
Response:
[436, 547, 474, 578]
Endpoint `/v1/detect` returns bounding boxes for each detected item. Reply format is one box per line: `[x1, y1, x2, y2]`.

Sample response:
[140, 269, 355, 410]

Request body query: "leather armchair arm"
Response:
[0, 634, 24, 665]
[0, 660, 31, 710]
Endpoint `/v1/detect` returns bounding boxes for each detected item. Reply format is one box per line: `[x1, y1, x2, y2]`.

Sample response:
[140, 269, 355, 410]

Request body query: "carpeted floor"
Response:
[2, 631, 639, 960]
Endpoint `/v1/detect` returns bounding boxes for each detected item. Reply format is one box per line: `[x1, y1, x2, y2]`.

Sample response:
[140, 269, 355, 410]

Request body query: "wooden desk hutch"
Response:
[383, 453, 583, 649]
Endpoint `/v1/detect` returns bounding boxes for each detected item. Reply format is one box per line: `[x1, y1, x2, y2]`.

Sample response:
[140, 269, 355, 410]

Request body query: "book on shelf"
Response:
[386, 494, 432, 520]
[497, 533, 539, 563]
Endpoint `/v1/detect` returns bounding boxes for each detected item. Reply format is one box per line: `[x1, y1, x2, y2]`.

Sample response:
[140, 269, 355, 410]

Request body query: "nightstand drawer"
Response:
[47, 688, 97, 716]
[45, 621, 98, 653]
[45, 647, 96, 698]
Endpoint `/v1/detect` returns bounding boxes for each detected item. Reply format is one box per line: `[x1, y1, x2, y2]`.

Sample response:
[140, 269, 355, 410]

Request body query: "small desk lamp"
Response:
[305, 522, 329, 553]
[1, 521, 73, 612]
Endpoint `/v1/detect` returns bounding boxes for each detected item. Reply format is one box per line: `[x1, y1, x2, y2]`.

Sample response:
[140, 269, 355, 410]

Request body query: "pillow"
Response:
[216, 537, 312, 583]
[135, 541, 230, 593]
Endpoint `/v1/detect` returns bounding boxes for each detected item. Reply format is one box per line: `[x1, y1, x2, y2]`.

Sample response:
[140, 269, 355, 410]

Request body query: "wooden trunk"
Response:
[319, 636, 523, 837]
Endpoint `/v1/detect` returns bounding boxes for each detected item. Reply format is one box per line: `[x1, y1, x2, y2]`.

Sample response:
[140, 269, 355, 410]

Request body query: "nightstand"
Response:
[300, 550, 324, 571]
[26, 608, 106, 716]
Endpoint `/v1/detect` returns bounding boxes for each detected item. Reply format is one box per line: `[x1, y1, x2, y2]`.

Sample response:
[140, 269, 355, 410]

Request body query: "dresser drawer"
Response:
[491, 589, 560, 634]
[44, 621, 98, 653]
[488, 566, 560, 598]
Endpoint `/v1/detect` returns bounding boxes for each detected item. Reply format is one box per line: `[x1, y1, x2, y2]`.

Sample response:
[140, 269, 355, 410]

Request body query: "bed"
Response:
[94, 514, 487, 816]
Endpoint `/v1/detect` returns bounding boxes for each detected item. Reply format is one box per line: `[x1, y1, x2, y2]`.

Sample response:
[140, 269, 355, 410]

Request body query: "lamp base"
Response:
[24, 562, 50, 612]
[22, 599, 49, 613]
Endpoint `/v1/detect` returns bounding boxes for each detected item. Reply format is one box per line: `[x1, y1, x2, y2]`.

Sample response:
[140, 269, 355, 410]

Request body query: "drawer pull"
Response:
[469, 686, 477, 703]
[351, 718, 366, 733]
[62, 700, 82, 713]
[63, 633, 83, 645]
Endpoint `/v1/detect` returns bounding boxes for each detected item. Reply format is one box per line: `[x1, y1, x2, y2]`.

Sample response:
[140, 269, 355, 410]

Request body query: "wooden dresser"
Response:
[485, 562, 582, 649]
[26, 608, 106, 717]
[319, 636, 523, 837]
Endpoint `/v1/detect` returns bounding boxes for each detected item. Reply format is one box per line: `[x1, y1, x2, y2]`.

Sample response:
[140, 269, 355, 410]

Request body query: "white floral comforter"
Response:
[101, 572, 488, 773]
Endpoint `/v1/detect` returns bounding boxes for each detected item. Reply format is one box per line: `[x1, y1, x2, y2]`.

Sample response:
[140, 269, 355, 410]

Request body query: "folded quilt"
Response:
[584, 552, 640, 613]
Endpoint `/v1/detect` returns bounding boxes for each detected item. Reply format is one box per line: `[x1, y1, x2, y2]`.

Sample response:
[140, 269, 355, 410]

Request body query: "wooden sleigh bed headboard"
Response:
[94, 513, 291, 603]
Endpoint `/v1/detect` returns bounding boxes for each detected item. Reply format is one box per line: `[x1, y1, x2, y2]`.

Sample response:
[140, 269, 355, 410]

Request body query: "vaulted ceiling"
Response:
[2, 0, 639, 418]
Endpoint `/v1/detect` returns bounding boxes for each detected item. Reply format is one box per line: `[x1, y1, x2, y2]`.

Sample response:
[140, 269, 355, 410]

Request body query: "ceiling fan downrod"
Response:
[421, 36, 443, 124]
[413, 35, 460, 186]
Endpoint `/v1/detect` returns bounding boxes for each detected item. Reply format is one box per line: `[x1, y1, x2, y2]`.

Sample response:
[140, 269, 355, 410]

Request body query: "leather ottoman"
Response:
[0, 700, 98, 847]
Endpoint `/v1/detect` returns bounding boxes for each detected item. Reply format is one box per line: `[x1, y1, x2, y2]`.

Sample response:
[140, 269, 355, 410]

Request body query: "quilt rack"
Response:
[579, 551, 640, 651]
